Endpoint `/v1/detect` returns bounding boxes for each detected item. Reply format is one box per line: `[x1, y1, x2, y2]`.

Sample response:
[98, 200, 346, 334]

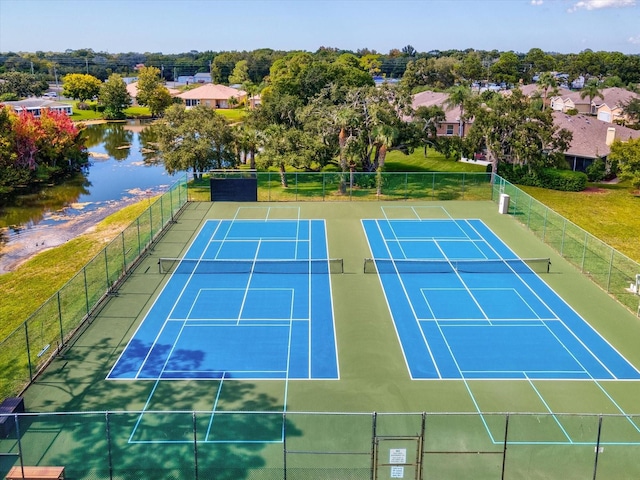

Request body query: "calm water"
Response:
[0, 122, 179, 272]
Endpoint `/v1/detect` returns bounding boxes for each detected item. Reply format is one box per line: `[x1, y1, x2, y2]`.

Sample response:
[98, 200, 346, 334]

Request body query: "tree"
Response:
[136, 66, 163, 111]
[465, 89, 572, 176]
[401, 45, 417, 57]
[609, 137, 640, 189]
[444, 85, 473, 137]
[412, 105, 446, 156]
[153, 104, 237, 176]
[229, 60, 250, 85]
[489, 51, 520, 85]
[257, 124, 322, 187]
[146, 85, 174, 117]
[99, 74, 131, 120]
[580, 78, 604, 113]
[621, 97, 640, 127]
[0, 72, 48, 98]
[62, 73, 102, 101]
[536, 72, 558, 110]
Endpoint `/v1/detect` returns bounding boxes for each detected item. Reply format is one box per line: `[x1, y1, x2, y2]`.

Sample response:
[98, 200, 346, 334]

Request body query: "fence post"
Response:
[57, 291, 64, 348]
[121, 233, 126, 274]
[581, 232, 588, 272]
[136, 218, 141, 256]
[283, 412, 288, 480]
[592, 415, 603, 480]
[370, 412, 378, 480]
[83, 268, 90, 315]
[501, 413, 510, 480]
[105, 412, 113, 480]
[193, 412, 199, 480]
[606, 248, 615, 293]
[104, 249, 110, 290]
[25, 322, 32, 379]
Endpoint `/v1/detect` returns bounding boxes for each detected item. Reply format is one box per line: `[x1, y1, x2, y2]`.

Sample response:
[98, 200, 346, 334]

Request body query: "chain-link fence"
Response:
[0, 176, 188, 400]
[255, 171, 493, 202]
[492, 177, 640, 314]
[1, 411, 638, 479]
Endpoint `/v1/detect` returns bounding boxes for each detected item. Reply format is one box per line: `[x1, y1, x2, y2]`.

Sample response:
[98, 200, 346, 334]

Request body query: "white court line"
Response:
[524, 373, 574, 443]
[135, 221, 225, 378]
[367, 219, 442, 379]
[463, 220, 621, 379]
[432, 240, 491, 323]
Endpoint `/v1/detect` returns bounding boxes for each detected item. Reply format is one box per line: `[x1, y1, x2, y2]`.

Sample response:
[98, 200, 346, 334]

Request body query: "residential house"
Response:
[411, 91, 465, 137]
[549, 90, 591, 114]
[593, 87, 639, 124]
[126, 82, 180, 106]
[552, 112, 640, 171]
[176, 83, 247, 109]
[177, 73, 212, 85]
[2, 98, 73, 117]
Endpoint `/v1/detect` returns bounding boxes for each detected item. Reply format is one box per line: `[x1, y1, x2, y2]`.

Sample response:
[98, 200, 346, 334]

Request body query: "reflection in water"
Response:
[0, 121, 179, 273]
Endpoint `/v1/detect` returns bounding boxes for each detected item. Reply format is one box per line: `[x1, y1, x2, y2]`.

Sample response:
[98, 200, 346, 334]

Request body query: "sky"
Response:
[0, 0, 639, 55]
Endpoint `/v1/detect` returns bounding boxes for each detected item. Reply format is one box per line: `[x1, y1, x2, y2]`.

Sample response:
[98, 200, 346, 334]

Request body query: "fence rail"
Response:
[0, 410, 638, 479]
[0, 175, 188, 400]
[492, 177, 640, 313]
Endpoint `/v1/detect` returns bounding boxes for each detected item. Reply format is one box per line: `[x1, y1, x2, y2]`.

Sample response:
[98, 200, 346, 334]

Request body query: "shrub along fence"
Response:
[0, 176, 188, 400]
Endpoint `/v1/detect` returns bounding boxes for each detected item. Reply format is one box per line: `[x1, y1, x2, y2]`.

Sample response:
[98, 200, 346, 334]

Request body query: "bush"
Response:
[586, 158, 607, 182]
[498, 163, 587, 191]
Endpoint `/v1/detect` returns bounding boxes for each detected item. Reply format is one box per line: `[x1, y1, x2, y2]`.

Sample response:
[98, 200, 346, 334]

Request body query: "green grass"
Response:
[0, 200, 154, 340]
[520, 182, 640, 263]
[215, 107, 249, 122]
[385, 148, 488, 172]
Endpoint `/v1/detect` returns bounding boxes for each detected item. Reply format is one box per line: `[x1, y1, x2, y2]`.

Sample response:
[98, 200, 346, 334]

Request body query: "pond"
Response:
[0, 121, 180, 273]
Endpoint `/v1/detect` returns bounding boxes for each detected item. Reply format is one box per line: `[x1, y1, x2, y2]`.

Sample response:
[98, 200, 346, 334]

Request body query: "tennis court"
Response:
[362, 212, 640, 382]
[8, 199, 640, 479]
[108, 217, 339, 382]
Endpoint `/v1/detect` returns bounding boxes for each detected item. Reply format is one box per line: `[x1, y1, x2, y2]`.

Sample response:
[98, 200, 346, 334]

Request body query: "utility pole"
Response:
[86, 58, 89, 74]
[30, 61, 34, 75]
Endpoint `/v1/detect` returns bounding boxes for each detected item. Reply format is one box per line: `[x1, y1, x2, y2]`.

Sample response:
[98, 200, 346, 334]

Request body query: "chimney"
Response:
[605, 127, 616, 146]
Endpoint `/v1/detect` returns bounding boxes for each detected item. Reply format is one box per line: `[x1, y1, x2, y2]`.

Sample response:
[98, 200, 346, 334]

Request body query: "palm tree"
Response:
[580, 78, 604, 115]
[536, 72, 558, 110]
[372, 124, 399, 195]
[444, 85, 472, 137]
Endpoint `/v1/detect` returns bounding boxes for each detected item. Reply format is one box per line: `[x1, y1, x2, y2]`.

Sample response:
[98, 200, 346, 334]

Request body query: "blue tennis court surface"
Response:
[108, 219, 339, 381]
[362, 218, 640, 381]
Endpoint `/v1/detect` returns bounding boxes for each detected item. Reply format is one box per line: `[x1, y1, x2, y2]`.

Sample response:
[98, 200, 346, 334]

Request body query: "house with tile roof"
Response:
[552, 112, 640, 172]
[126, 82, 180, 106]
[549, 90, 592, 115]
[176, 83, 246, 109]
[2, 98, 73, 117]
[411, 91, 465, 137]
[594, 87, 639, 124]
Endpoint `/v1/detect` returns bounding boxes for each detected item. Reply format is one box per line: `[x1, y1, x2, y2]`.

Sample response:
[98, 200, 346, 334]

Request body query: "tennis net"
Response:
[363, 257, 551, 274]
[159, 257, 344, 275]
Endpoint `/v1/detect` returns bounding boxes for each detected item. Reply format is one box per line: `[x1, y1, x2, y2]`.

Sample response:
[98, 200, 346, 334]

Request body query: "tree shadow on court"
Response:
[20, 335, 304, 479]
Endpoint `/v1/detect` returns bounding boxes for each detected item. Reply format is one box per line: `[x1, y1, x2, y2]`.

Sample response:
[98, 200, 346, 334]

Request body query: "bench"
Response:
[5, 466, 65, 480]
[0, 397, 25, 438]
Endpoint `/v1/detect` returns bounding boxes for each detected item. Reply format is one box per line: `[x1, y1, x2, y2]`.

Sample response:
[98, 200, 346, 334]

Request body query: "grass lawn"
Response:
[0, 200, 155, 339]
[385, 148, 488, 172]
[520, 182, 640, 263]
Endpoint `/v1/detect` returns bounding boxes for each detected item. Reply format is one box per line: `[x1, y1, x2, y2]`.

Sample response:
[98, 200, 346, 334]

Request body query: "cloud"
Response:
[629, 34, 640, 44]
[568, 0, 636, 12]
[531, 0, 544, 5]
